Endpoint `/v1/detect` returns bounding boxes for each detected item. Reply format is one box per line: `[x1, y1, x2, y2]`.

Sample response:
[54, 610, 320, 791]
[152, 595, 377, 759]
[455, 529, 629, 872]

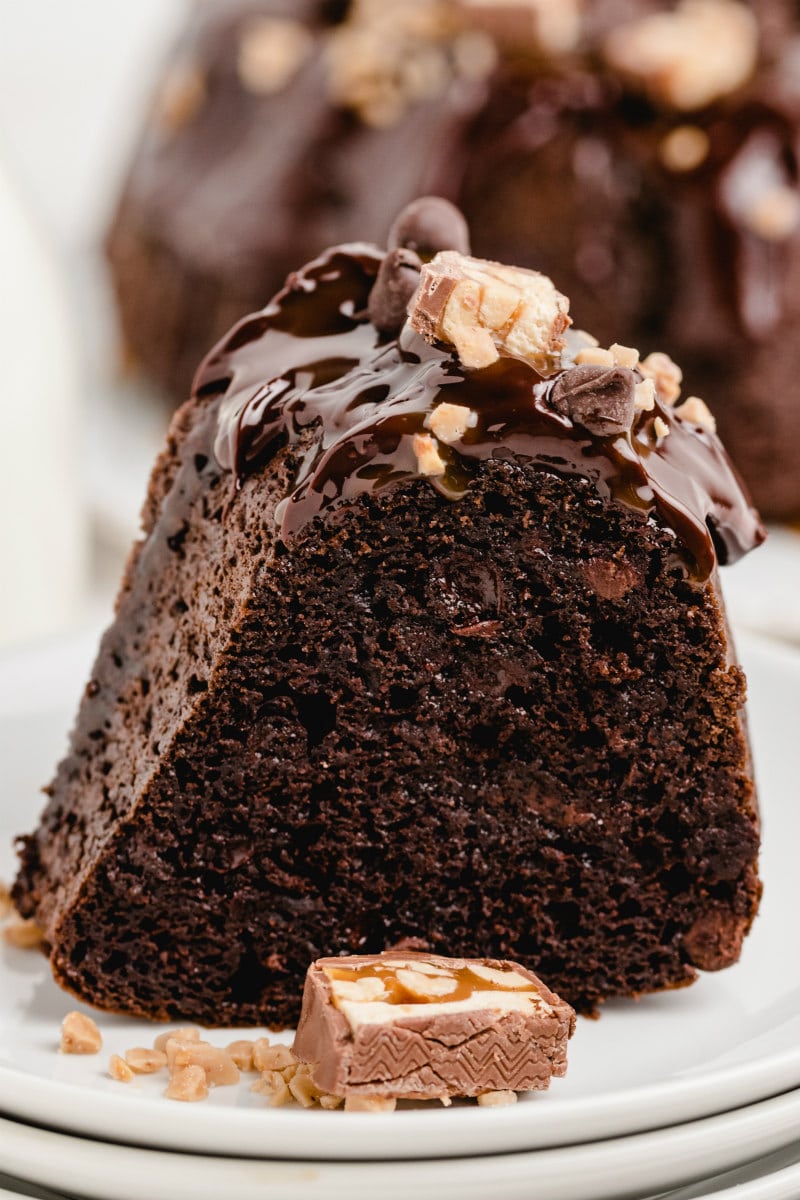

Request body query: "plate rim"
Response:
[0, 1037, 799, 1162]
[0, 1089, 798, 1200]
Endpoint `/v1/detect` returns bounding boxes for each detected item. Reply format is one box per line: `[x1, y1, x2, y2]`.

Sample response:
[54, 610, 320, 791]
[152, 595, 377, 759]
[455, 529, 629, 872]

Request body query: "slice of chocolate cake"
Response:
[16, 200, 764, 1026]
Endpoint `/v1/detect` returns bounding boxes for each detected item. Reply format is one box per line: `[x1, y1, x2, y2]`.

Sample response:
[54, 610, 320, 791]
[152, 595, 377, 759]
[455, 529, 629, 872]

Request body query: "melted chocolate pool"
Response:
[194, 244, 765, 579]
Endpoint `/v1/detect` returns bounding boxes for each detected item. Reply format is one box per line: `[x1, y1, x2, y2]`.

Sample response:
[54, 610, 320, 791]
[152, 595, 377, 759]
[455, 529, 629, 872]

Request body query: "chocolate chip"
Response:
[368, 247, 422, 333]
[550, 365, 636, 436]
[387, 196, 471, 261]
[581, 557, 641, 601]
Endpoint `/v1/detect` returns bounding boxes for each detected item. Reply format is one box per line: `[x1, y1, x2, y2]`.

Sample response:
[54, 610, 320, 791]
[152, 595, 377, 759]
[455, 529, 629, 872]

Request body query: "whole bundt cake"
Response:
[106, 0, 800, 517]
[19, 200, 764, 1025]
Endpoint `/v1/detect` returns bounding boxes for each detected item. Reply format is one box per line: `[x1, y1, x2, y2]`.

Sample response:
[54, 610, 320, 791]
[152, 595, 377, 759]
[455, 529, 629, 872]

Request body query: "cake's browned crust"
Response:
[13, 406, 761, 1024]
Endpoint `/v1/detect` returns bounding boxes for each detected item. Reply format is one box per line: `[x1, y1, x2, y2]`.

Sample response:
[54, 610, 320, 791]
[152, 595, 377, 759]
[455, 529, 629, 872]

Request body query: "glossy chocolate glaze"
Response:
[194, 244, 765, 579]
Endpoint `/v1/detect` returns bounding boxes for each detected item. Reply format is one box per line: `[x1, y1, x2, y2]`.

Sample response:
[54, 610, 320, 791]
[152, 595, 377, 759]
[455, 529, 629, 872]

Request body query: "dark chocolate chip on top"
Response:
[387, 196, 471, 261]
[368, 247, 423, 333]
[550, 364, 637, 436]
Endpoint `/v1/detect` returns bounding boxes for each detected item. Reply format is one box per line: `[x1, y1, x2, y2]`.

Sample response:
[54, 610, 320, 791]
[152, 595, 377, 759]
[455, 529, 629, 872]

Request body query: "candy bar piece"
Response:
[408, 251, 570, 371]
[292, 952, 575, 1104]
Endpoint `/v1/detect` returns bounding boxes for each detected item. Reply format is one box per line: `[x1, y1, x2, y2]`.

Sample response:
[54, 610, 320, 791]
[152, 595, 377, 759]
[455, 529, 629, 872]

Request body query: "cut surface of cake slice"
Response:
[15, 199, 764, 1025]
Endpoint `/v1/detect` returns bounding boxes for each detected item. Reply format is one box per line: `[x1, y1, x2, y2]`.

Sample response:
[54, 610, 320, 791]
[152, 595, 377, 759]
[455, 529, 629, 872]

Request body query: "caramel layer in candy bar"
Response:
[292, 952, 575, 1103]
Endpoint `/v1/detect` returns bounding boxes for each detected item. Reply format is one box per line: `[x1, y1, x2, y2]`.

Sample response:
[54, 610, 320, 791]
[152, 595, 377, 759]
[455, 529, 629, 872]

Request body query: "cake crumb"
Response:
[165, 1064, 208, 1102]
[654, 417, 670, 438]
[60, 1012, 103, 1055]
[109, 1054, 134, 1082]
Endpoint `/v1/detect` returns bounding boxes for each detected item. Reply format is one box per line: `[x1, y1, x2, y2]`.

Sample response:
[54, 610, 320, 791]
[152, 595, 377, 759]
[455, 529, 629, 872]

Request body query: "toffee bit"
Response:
[639, 352, 682, 406]
[634, 379, 656, 412]
[425, 402, 478, 444]
[675, 396, 717, 433]
[60, 1012, 102, 1055]
[413, 433, 447, 476]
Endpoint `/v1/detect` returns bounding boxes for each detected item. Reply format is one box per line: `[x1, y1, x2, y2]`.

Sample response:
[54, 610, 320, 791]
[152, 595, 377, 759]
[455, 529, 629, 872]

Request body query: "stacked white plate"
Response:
[1, 630, 798, 1200]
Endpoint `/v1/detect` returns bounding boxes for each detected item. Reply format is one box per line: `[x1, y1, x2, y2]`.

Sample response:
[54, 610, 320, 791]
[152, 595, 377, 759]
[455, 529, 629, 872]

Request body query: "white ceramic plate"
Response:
[0, 1091, 799, 1200]
[0, 632, 799, 1163]
[722, 527, 800, 648]
[660, 1139, 800, 1200]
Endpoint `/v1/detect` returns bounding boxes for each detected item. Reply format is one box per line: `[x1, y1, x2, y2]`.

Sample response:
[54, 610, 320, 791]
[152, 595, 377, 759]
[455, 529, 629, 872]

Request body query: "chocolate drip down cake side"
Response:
[15, 199, 764, 1026]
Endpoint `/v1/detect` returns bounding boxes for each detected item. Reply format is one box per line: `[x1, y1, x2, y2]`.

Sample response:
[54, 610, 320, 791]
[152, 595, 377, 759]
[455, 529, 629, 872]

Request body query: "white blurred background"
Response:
[0, 0, 798, 655]
[0, 0, 188, 650]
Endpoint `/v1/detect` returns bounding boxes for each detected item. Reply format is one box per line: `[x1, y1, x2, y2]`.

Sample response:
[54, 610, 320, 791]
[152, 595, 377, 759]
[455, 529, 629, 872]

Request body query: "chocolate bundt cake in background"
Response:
[106, 0, 800, 518]
[18, 199, 764, 1026]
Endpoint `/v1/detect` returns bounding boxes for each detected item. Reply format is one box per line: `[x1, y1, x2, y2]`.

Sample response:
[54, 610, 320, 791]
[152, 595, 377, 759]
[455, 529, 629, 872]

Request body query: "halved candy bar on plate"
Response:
[292, 952, 575, 1107]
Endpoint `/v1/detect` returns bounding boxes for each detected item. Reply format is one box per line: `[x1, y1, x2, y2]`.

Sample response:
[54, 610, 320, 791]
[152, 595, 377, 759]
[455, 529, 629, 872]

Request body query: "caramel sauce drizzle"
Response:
[324, 961, 537, 1006]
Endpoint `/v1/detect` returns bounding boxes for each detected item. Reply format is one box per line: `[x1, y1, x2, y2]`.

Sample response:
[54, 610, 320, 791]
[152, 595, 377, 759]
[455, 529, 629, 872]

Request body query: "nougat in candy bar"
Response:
[292, 952, 575, 1105]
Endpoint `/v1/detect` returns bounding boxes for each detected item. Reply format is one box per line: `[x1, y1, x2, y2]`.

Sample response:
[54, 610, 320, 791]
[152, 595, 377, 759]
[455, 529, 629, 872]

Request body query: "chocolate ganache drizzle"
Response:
[194, 213, 764, 581]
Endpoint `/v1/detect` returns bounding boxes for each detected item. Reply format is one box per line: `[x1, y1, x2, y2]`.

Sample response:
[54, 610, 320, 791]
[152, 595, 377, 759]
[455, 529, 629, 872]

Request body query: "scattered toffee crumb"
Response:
[68, 1018, 529, 1109]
